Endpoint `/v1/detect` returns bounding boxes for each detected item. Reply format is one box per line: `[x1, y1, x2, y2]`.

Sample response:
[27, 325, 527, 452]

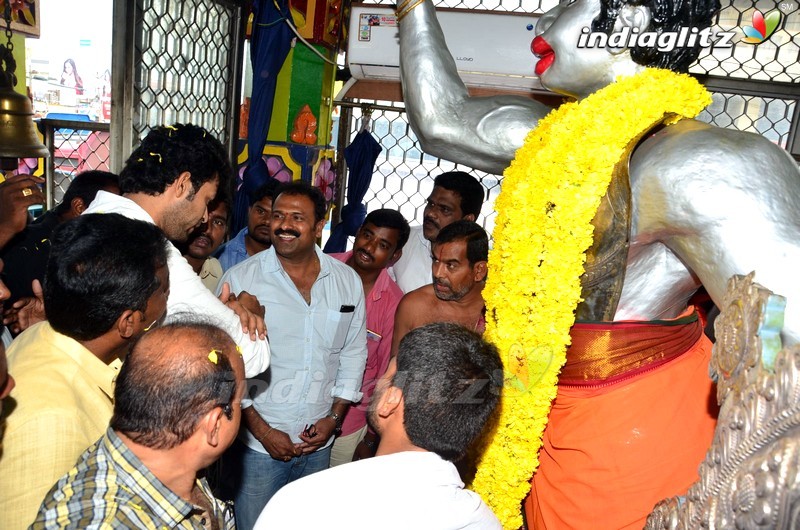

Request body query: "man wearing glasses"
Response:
[32, 321, 243, 530]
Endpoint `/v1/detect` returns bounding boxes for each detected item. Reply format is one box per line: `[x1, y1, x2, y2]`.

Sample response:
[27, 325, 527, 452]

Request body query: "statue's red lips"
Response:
[532, 36, 555, 75]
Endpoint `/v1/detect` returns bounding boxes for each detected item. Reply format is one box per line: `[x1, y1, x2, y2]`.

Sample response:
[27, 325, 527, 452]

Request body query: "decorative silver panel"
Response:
[646, 272, 800, 530]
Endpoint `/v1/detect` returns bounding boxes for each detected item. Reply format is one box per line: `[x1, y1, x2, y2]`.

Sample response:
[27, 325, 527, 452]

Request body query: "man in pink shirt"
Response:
[328, 209, 409, 465]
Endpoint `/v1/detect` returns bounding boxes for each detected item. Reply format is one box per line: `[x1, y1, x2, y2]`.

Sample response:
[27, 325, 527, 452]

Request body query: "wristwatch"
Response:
[326, 411, 343, 431]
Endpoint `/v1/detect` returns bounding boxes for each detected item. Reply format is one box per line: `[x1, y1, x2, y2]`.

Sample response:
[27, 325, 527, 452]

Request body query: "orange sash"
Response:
[560, 311, 703, 384]
[526, 310, 718, 529]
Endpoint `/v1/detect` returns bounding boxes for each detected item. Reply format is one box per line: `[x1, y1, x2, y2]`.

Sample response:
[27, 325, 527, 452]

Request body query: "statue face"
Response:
[534, 0, 640, 99]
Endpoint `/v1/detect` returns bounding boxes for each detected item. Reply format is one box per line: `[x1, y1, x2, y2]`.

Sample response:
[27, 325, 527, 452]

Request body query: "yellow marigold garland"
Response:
[470, 68, 712, 529]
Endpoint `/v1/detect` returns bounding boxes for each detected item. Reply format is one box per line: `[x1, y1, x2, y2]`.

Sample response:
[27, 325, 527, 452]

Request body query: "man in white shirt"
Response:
[218, 182, 367, 530]
[84, 123, 269, 378]
[391, 171, 485, 293]
[256, 322, 503, 529]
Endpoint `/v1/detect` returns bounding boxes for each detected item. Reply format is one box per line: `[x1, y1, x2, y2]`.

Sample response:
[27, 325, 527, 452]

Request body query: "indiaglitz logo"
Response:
[577, 26, 736, 52]
[741, 9, 782, 44]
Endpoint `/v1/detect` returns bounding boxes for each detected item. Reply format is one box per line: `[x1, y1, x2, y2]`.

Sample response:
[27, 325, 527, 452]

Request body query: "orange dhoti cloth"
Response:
[526, 310, 719, 529]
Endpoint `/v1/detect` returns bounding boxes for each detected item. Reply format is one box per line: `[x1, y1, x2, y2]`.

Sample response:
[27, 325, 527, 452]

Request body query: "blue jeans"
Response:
[223, 439, 331, 530]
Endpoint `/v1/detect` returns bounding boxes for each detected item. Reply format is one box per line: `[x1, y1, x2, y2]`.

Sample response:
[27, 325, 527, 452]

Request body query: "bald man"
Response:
[33, 321, 244, 529]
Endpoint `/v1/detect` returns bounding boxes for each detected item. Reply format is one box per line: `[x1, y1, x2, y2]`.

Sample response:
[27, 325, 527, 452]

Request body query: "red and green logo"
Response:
[742, 9, 781, 44]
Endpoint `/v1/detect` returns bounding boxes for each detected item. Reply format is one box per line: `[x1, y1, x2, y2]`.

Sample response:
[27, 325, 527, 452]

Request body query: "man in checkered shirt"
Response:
[30, 321, 244, 530]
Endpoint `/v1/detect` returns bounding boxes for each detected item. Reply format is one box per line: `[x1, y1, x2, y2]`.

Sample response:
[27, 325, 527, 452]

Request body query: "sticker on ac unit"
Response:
[359, 14, 398, 41]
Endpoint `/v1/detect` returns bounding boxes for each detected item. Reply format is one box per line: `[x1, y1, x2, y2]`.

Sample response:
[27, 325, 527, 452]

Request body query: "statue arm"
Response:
[628, 121, 800, 345]
[398, 0, 552, 175]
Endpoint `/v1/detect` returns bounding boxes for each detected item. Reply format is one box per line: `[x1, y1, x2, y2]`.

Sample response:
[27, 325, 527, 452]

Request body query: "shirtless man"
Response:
[392, 221, 488, 355]
[398, 0, 800, 526]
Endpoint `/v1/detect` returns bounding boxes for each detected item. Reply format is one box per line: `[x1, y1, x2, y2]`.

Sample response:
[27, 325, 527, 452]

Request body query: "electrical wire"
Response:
[266, 0, 337, 66]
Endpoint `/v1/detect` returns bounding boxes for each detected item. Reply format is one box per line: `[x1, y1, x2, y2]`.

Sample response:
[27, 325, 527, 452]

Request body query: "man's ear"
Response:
[116, 309, 138, 339]
[172, 171, 194, 200]
[610, 5, 651, 54]
[462, 213, 476, 222]
[203, 407, 225, 447]
[473, 261, 488, 283]
[377, 386, 404, 419]
[389, 248, 403, 266]
[314, 219, 325, 239]
[70, 197, 86, 216]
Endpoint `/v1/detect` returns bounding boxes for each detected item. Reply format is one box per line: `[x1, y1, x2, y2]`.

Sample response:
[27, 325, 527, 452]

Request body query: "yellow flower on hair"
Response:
[208, 350, 220, 365]
[470, 68, 711, 529]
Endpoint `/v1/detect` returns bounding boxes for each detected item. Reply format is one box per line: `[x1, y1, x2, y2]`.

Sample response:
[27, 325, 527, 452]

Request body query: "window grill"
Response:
[34, 118, 112, 209]
[694, 0, 799, 83]
[133, 0, 241, 146]
[334, 102, 500, 239]
[698, 91, 796, 148]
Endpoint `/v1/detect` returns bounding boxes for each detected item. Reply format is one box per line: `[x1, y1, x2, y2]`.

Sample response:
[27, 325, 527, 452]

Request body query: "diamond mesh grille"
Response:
[133, 0, 239, 145]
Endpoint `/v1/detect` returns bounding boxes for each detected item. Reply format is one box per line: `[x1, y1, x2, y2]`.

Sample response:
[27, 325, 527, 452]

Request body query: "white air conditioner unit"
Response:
[346, 4, 545, 93]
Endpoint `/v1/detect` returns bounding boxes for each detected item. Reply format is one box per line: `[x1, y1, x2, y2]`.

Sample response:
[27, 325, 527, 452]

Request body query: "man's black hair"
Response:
[434, 220, 488, 266]
[274, 181, 327, 224]
[111, 322, 238, 450]
[209, 187, 233, 228]
[53, 170, 118, 217]
[363, 208, 411, 252]
[44, 214, 168, 341]
[394, 322, 502, 461]
[592, 0, 720, 71]
[119, 123, 232, 196]
[432, 171, 485, 219]
[248, 179, 281, 207]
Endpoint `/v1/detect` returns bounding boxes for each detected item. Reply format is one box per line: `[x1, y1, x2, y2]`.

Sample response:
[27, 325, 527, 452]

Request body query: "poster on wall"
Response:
[0, 0, 40, 38]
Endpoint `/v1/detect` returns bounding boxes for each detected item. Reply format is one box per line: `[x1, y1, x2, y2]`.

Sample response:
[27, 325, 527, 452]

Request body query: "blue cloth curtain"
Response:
[323, 130, 382, 253]
[231, 0, 294, 235]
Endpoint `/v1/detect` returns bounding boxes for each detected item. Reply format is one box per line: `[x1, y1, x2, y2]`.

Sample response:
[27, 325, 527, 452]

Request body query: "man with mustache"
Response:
[218, 181, 367, 530]
[181, 195, 230, 292]
[31, 321, 244, 530]
[328, 208, 410, 466]
[390, 172, 485, 294]
[217, 179, 279, 271]
[391, 221, 488, 356]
